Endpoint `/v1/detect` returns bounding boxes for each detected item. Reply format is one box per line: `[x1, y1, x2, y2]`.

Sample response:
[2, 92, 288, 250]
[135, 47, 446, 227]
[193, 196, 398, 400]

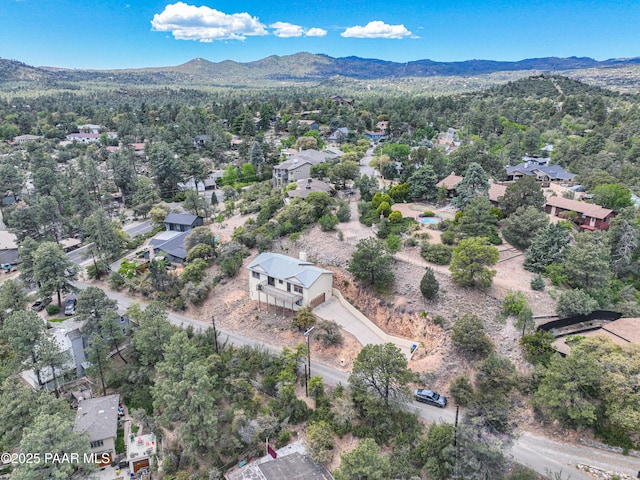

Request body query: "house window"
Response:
[294, 285, 303, 294]
[278, 279, 283, 284]
[90, 440, 104, 449]
[252, 271, 260, 279]
[268, 276, 275, 286]
[122, 328, 127, 335]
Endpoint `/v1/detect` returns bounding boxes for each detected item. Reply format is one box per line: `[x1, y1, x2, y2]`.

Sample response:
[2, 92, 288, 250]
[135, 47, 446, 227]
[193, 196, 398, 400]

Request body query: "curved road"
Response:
[79, 282, 640, 479]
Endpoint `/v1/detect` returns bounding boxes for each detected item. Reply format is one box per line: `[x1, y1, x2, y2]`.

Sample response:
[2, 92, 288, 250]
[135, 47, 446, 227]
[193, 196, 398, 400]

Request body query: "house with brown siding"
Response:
[545, 196, 614, 230]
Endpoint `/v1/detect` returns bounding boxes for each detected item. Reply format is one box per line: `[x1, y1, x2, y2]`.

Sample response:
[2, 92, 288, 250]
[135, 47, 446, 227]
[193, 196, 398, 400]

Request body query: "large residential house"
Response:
[73, 394, 120, 466]
[545, 196, 615, 230]
[247, 252, 333, 311]
[505, 156, 576, 184]
[272, 149, 337, 188]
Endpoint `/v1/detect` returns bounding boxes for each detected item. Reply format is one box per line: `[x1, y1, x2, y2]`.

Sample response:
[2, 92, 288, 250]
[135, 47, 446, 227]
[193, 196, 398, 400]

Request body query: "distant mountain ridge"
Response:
[2, 53, 640, 86]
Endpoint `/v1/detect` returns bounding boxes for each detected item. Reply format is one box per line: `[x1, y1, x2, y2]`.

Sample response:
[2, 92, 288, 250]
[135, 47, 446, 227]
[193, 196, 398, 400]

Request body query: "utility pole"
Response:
[211, 315, 219, 354]
[304, 326, 315, 380]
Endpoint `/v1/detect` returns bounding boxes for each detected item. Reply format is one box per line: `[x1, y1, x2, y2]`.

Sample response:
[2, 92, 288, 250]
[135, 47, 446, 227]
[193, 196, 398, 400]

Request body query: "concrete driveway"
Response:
[313, 295, 415, 358]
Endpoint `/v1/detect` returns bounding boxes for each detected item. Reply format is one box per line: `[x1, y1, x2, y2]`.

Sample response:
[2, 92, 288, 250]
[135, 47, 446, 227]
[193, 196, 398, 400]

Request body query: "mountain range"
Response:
[1, 52, 640, 88]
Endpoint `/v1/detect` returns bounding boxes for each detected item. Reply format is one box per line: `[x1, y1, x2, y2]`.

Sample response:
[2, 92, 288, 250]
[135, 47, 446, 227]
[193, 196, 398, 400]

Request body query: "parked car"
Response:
[64, 296, 77, 315]
[414, 388, 447, 408]
[31, 296, 52, 312]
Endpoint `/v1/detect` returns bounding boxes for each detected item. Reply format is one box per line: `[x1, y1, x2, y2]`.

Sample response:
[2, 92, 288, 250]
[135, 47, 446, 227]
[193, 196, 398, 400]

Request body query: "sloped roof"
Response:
[602, 317, 640, 344]
[505, 162, 575, 181]
[74, 394, 119, 442]
[246, 252, 332, 289]
[553, 317, 640, 355]
[488, 183, 507, 203]
[545, 196, 614, 220]
[436, 173, 463, 190]
[152, 231, 190, 260]
[164, 213, 201, 227]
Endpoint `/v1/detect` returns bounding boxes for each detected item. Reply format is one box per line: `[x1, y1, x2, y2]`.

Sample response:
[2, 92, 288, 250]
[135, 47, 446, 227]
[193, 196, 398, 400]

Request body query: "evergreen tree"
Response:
[452, 162, 489, 210]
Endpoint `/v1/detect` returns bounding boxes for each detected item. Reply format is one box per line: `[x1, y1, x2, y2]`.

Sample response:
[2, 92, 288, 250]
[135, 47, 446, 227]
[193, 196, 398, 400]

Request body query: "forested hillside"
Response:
[1, 73, 640, 479]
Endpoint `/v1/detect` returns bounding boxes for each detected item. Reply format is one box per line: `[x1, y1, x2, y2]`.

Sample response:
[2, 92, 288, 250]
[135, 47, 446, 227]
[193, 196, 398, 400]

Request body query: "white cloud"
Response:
[341, 20, 412, 39]
[151, 2, 268, 42]
[270, 22, 305, 38]
[269, 22, 328, 38]
[306, 27, 328, 37]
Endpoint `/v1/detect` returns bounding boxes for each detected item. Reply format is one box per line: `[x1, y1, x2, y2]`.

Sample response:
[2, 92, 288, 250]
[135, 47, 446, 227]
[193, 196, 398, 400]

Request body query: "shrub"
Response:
[388, 210, 403, 223]
[451, 313, 494, 357]
[405, 237, 418, 247]
[531, 274, 545, 291]
[181, 259, 208, 284]
[545, 263, 568, 286]
[315, 320, 343, 346]
[46, 304, 61, 316]
[422, 210, 435, 217]
[181, 281, 210, 306]
[440, 230, 455, 245]
[376, 201, 392, 217]
[449, 375, 474, 407]
[336, 202, 351, 222]
[502, 290, 528, 316]
[420, 242, 453, 265]
[556, 289, 599, 317]
[108, 272, 126, 291]
[319, 214, 339, 231]
[420, 267, 439, 300]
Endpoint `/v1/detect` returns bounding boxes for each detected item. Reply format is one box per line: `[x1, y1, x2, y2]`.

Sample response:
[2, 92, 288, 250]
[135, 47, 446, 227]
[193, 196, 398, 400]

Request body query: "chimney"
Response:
[299, 251, 308, 262]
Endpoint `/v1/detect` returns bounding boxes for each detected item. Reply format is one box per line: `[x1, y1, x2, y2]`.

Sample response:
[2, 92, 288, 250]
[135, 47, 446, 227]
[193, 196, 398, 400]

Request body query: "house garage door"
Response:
[310, 293, 325, 308]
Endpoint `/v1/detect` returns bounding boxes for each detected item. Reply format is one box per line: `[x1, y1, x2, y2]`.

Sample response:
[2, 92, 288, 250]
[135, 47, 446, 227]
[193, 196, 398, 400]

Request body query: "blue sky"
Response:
[1, 0, 639, 69]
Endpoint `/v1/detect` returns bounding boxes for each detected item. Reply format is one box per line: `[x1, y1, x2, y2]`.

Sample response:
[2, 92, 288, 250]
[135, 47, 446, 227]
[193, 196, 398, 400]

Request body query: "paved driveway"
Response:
[313, 296, 413, 358]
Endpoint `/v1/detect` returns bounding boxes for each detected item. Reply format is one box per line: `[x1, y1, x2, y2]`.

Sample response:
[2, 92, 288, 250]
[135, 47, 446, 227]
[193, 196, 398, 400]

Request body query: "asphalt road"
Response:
[76, 282, 640, 479]
[123, 219, 153, 238]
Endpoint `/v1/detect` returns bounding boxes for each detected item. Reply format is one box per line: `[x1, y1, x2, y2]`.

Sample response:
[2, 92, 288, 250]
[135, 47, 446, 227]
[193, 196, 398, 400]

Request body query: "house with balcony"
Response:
[272, 149, 337, 188]
[247, 252, 333, 311]
[545, 196, 614, 230]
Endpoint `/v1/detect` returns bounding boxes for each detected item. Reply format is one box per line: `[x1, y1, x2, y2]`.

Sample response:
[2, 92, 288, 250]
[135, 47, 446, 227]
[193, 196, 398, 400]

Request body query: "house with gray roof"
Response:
[163, 213, 204, 232]
[286, 178, 332, 200]
[247, 252, 333, 311]
[73, 394, 120, 466]
[505, 157, 576, 184]
[272, 149, 337, 188]
[147, 230, 190, 264]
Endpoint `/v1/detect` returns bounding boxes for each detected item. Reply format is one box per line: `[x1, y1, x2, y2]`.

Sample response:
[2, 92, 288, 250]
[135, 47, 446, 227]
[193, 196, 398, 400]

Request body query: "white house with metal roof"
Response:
[246, 252, 333, 311]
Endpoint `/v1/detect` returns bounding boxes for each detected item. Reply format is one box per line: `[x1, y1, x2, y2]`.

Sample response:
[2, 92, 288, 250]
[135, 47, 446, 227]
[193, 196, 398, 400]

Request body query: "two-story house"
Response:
[247, 252, 333, 311]
[272, 149, 337, 188]
[163, 213, 204, 232]
[73, 394, 120, 466]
